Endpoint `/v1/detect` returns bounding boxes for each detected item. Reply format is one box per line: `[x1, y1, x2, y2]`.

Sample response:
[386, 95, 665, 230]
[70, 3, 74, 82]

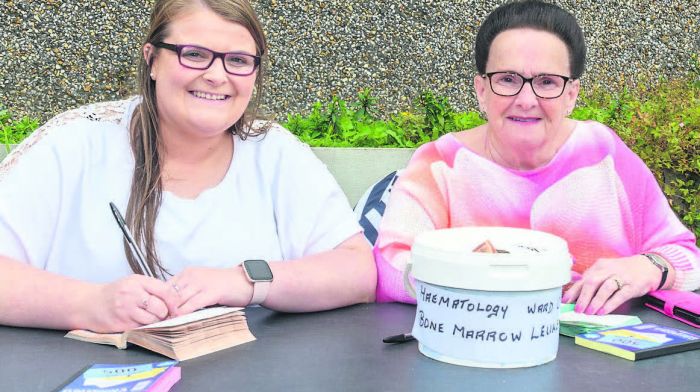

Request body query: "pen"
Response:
[382, 333, 416, 344]
[109, 202, 153, 277]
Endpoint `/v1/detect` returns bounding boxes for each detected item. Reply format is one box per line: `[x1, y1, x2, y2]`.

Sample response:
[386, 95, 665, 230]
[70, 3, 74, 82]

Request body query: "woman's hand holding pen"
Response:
[82, 274, 180, 333]
[168, 266, 254, 315]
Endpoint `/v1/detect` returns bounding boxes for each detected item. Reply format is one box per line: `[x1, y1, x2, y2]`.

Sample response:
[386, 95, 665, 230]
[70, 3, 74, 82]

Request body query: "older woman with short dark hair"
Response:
[375, 0, 700, 314]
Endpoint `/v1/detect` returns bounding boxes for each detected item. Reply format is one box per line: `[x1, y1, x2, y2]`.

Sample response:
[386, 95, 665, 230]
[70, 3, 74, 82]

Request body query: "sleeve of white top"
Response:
[270, 129, 362, 260]
[0, 120, 90, 268]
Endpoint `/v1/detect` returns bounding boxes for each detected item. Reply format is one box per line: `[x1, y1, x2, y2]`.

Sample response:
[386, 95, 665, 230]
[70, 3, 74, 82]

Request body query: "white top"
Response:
[0, 99, 361, 283]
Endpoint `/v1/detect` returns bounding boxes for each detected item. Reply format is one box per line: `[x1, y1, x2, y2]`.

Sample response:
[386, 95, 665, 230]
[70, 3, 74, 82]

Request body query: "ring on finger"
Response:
[139, 296, 150, 310]
[611, 277, 625, 291]
[172, 283, 181, 294]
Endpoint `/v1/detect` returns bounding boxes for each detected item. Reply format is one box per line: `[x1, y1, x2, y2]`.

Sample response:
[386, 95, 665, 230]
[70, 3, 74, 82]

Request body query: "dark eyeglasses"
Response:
[154, 42, 261, 76]
[482, 71, 573, 99]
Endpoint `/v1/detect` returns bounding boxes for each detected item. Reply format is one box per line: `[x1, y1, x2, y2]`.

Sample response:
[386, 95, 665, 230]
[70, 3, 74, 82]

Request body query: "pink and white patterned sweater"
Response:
[374, 121, 700, 303]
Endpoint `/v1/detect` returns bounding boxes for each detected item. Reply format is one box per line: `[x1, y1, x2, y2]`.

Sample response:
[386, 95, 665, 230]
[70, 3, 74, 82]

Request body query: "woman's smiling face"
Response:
[474, 28, 579, 156]
[146, 5, 258, 141]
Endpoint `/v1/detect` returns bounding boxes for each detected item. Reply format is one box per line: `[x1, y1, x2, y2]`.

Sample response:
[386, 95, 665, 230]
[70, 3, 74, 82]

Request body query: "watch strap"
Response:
[643, 253, 669, 290]
[249, 281, 270, 306]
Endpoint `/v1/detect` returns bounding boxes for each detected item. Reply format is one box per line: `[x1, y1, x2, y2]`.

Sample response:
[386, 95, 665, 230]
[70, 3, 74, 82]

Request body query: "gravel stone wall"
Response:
[1, 0, 698, 123]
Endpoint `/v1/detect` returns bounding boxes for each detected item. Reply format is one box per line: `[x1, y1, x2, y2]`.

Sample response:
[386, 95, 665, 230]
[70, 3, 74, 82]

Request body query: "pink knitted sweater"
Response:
[375, 121, 700, 303]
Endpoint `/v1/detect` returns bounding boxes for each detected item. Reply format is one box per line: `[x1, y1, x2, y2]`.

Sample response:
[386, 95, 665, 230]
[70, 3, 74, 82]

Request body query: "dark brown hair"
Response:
[475, 0, 586, 79]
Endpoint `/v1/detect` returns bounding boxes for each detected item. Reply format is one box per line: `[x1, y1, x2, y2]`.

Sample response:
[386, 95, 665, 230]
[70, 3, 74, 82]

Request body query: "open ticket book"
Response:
[65, 306, 255, 360]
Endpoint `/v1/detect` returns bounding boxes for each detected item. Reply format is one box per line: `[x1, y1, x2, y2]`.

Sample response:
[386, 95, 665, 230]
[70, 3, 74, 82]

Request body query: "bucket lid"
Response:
[410, 227, 572, 291]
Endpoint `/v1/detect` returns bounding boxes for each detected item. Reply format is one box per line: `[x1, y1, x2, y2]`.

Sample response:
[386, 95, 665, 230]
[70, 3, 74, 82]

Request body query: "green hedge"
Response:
[1, 108, 38, 153]
[2, 66, 699, 240]
[285, 89, 486, 148]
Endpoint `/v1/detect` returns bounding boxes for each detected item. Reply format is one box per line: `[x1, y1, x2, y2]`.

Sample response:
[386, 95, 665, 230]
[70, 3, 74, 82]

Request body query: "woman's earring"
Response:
[150, 73, 155, 80]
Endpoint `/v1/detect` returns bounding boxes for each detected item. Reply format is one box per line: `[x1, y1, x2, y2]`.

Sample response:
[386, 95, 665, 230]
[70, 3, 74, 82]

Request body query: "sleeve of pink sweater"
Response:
[611, 130, 700, 290]
[374, 123, 700, 303]
[374, 139, 453, 303]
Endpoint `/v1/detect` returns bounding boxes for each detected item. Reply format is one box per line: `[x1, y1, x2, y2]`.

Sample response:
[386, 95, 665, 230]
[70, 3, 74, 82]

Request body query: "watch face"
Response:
[645, 254, 668, 271]
[243, 259, 273, 281]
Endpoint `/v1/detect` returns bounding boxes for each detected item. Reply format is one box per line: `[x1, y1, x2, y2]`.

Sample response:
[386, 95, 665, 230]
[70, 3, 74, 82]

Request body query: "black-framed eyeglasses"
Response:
[482, 71, 573, 99]
[154, 42, 261, 76]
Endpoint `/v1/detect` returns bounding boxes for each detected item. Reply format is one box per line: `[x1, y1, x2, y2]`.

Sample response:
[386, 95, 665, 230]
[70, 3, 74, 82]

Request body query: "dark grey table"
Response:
[1, 301, 699, 392]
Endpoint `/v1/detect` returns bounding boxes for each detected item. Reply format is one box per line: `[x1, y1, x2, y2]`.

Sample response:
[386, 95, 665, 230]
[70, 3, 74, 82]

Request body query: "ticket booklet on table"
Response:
[56, 361, 180, 392]
[65, 306, 255, 361]
[575, 323, 700, 361]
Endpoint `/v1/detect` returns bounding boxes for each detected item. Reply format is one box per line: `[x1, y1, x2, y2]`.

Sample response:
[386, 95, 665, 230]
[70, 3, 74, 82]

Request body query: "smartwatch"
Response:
[242, 259, 273, 306]
[643, 253, 669, 290]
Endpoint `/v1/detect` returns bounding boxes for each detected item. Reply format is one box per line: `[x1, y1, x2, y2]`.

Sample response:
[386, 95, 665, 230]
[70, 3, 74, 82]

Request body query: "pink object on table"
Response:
[645, 290, 700, 329]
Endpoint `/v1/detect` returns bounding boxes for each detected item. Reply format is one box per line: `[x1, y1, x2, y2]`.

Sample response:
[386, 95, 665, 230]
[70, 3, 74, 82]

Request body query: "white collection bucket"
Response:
[405, 227, 572, 368]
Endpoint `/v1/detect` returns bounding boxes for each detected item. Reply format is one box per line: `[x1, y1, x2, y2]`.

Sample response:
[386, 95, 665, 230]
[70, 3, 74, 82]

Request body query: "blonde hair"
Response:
[125, 0, 268, 277]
